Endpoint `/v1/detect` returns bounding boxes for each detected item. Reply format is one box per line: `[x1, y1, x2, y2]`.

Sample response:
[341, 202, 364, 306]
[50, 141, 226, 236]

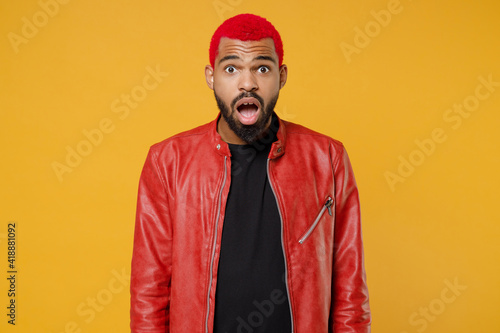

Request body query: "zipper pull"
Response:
[325, 197, 333, 216]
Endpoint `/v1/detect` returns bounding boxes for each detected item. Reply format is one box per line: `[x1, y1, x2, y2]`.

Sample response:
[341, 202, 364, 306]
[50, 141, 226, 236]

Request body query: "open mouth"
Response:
[235, 97, 261, 125]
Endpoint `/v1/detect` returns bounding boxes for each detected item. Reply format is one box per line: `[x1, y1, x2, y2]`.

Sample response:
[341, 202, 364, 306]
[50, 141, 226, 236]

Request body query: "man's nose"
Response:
[238, 70, 258, 92]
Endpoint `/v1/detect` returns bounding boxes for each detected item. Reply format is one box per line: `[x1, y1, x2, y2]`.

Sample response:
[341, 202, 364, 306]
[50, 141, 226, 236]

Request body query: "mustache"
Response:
[230, 92, 264, 109]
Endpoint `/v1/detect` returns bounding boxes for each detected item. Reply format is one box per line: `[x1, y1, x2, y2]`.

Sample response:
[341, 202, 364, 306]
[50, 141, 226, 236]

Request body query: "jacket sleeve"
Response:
[330, 144, 371, 332]
[130, 148, 172, 333]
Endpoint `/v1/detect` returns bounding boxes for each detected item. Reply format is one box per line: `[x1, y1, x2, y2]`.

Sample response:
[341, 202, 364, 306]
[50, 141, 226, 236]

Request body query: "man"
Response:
[130, 13, 371, 333]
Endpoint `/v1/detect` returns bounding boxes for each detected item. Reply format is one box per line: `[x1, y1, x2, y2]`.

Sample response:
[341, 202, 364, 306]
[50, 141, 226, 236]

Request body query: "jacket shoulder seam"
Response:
[149, 147, 170, 195]
[330, 141, 345, 172]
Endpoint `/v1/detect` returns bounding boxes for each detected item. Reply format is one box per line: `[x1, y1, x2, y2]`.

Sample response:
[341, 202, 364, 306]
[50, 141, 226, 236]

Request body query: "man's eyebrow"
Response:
[218, 55, 240, 65]
[218, 54, 277, 65]
[253, 55, 277, 64]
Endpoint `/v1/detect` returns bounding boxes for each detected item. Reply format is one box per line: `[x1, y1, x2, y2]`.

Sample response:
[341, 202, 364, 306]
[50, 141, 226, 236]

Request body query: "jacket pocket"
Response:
[298, 196, 334, 244]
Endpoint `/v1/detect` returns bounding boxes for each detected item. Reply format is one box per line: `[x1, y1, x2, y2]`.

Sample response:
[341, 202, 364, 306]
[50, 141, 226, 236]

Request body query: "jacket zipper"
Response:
[205, 156, 228, 333]
[298, 197, 333, 244]
[266, 159, 294, 333]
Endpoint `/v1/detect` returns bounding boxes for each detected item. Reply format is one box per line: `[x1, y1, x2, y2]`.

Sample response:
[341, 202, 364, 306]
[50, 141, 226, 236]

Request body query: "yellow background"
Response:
[1, 0, 499, 332]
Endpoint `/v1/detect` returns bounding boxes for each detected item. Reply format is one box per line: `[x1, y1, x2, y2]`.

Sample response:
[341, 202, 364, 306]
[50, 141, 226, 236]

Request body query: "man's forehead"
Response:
[217, 37, 277, 62]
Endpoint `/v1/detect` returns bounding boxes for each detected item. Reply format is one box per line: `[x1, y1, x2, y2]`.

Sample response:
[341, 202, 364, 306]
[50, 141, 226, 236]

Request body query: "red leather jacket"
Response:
[130, 114, 371, 332]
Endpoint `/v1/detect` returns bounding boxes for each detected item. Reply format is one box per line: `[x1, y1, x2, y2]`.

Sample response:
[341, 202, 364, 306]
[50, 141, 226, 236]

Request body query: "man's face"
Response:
[205, 37, 287, 144]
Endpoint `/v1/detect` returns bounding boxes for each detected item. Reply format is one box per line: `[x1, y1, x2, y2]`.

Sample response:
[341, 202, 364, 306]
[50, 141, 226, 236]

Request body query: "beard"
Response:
[214, 90, 279, 144]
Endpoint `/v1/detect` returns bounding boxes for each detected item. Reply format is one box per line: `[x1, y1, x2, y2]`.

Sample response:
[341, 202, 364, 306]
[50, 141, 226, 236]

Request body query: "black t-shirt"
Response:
[213, 116, 292, 333]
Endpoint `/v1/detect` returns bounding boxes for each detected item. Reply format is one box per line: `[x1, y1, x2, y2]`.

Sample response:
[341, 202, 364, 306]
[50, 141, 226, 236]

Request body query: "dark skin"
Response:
[205, 37, 288, 144]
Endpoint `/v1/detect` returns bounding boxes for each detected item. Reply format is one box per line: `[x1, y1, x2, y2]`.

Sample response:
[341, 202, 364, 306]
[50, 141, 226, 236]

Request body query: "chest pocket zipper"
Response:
[298, 196, 334, 244]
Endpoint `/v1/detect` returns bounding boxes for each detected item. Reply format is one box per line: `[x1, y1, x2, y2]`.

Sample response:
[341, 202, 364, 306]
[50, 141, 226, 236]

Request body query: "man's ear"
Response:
[205, 65, 214, 90]
[279, 64, 288, 89]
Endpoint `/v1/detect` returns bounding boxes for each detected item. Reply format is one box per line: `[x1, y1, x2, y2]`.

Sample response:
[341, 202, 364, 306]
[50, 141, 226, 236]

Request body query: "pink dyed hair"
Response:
[209, 13, 284, 68]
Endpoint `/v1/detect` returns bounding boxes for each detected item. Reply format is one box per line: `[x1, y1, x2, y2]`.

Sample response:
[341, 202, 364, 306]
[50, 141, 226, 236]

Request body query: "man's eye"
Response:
[225, 66, 236, 74]
[258, 66, 270, 74]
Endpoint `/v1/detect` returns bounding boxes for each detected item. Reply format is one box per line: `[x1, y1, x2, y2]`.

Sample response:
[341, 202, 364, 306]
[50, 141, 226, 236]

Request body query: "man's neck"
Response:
[217, 114, 273, 145]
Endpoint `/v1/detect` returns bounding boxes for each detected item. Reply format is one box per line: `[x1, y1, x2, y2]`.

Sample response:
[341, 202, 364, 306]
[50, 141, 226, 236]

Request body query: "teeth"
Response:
[242, 103, 254, 105]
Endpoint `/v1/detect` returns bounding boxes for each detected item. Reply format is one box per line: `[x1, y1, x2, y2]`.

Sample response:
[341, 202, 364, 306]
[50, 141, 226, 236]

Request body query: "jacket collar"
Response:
[210, 112, 286, 159]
